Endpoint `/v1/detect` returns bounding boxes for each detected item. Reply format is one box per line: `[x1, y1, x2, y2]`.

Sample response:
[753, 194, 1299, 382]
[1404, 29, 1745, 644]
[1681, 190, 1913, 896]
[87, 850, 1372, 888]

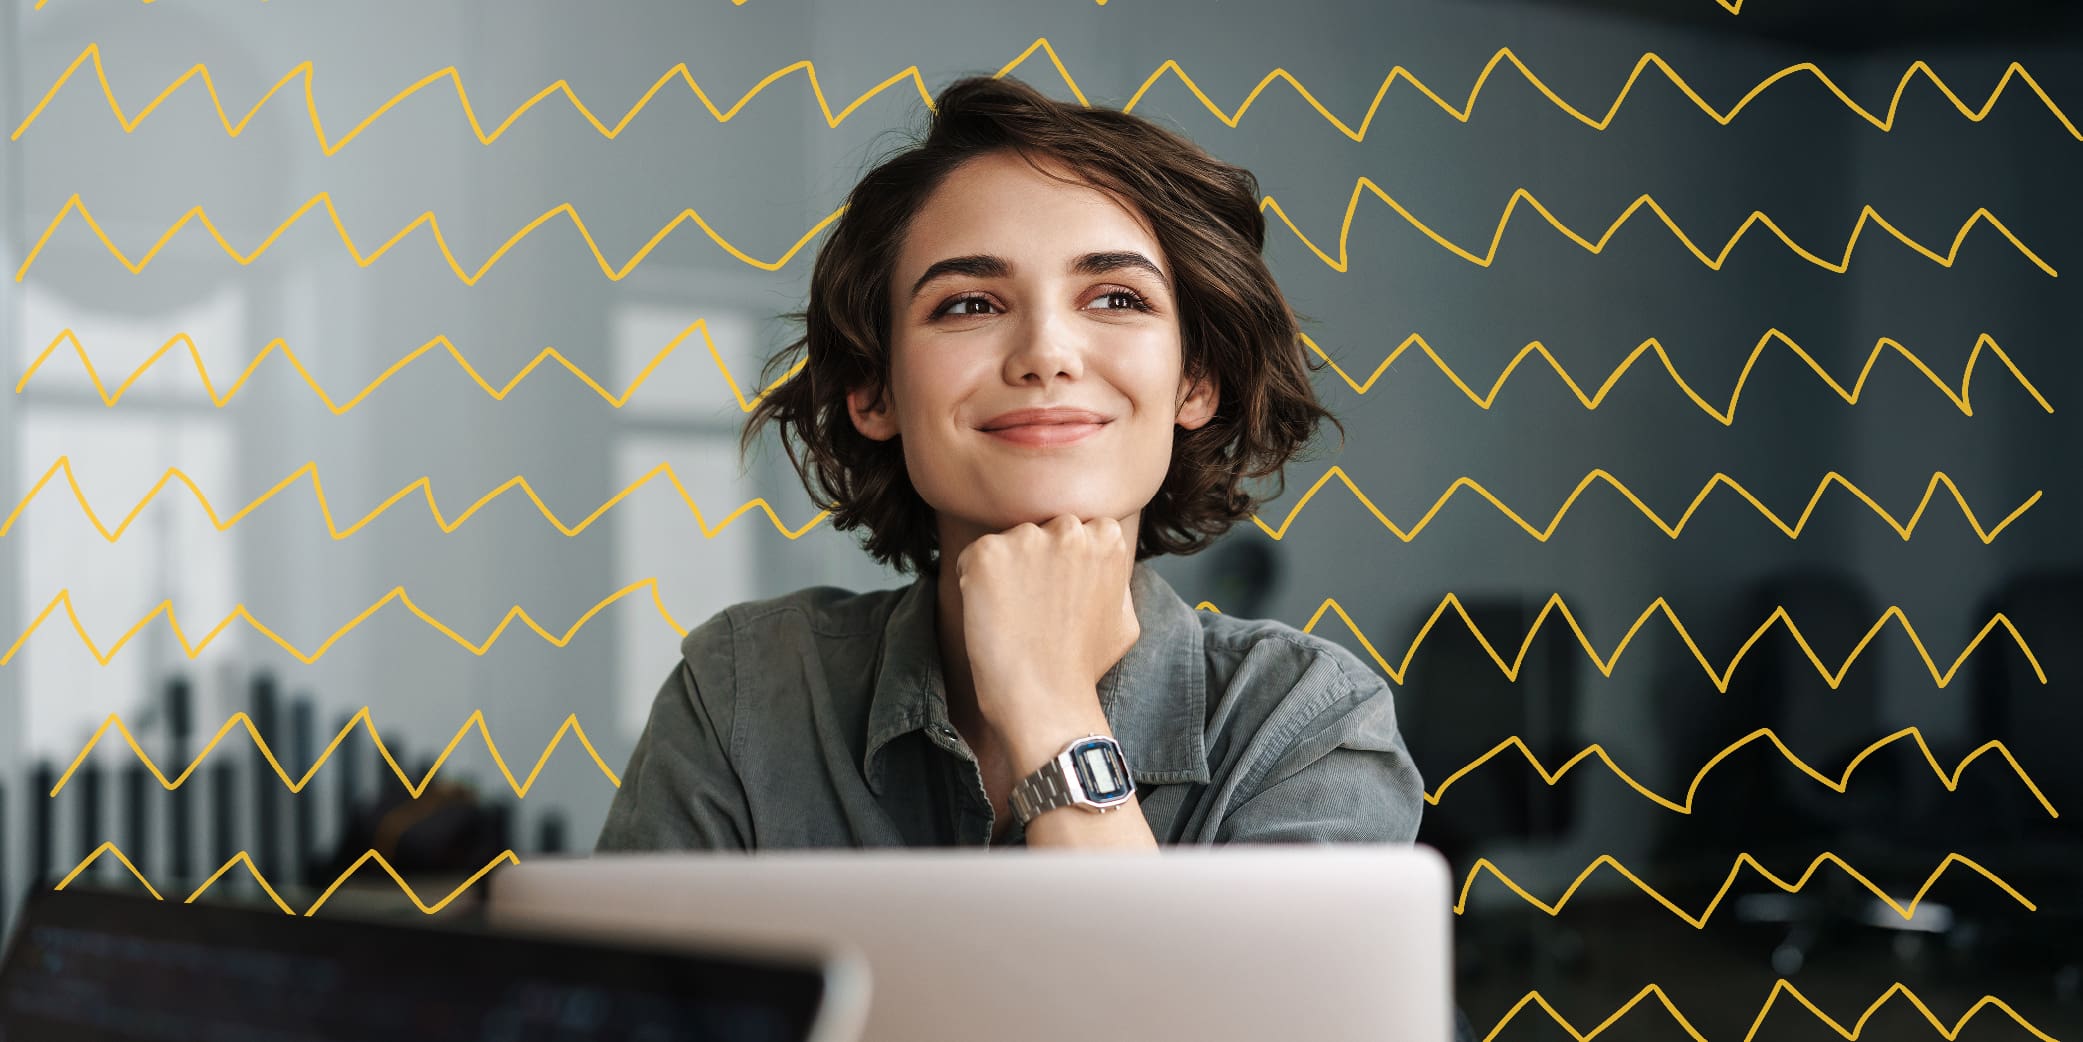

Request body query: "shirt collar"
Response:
[862, 559, 1211, 795]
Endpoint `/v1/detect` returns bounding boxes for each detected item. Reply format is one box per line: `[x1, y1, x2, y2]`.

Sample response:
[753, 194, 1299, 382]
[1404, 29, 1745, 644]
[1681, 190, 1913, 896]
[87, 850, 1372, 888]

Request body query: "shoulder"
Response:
[1190, 610, 1421, 824]
[673, 582, 909, 691]
[1192, 608, 1403, 761]
[678, 582, 905, 661]
[1197, 608, 1390, 704]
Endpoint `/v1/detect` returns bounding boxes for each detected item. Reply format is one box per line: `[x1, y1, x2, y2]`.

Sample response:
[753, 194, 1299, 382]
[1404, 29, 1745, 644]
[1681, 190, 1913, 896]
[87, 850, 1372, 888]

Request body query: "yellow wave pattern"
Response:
[15, 325, 2055, 423]
[43, 842, 2076, 1038]
[1198, 594, 2044, 691]
[58, 848, 2026, 930]
[2, 459, 826, 542]
[50, 710, 2056, 820]
[17, 185, 2051, 286]
[1428, 726, 2056, 817]
[1307, 330, 2053, 421]
[17, 322, 805, 413]
[19, 40, 2077, 151]
[1477, 981, 2059, 1042]
[55, 841, 512, 916]
[1457, 851, 2032, 926]
[1, 578, 685, 666]
[0, 458, 2031, 546]
[4, 583, 2041, 690]
[48, 707, 622, 799]
[1254, 467, 2037, 543]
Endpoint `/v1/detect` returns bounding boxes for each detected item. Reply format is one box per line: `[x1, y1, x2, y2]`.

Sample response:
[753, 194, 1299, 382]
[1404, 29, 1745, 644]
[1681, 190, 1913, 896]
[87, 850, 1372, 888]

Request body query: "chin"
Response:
[975, 494, 1126, 529]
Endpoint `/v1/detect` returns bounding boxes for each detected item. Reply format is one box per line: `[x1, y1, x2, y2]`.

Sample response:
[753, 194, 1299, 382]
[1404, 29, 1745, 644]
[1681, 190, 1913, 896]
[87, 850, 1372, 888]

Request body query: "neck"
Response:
[931, 510, 1141, 738]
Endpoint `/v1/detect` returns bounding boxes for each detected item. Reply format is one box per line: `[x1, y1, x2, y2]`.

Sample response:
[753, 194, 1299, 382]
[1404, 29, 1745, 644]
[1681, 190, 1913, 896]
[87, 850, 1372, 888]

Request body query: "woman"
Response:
[597, 74, 1424, 853]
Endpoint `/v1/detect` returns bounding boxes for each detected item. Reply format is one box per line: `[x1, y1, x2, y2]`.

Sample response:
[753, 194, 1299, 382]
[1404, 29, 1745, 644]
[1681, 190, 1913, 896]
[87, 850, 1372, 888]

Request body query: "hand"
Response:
[954, 513, 1138, 733]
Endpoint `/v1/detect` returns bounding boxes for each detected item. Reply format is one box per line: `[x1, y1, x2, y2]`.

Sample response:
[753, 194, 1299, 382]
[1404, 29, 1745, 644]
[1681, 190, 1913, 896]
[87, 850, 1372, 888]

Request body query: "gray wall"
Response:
[0, 0, 2071, 913]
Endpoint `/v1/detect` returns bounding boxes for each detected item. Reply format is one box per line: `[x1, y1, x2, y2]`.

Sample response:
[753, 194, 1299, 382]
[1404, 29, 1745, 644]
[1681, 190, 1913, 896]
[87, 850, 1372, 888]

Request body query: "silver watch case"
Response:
[1010, 734, 1135, 825]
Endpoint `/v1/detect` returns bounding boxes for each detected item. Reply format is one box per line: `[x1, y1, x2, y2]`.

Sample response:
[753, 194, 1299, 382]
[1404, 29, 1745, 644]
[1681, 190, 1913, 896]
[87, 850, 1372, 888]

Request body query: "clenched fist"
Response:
[954, 513, 1139, 733]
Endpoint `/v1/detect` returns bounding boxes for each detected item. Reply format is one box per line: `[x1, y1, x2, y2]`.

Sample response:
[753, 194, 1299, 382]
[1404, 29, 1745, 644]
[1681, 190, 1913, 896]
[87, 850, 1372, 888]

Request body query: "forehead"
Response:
[894, 153, 1164, 281]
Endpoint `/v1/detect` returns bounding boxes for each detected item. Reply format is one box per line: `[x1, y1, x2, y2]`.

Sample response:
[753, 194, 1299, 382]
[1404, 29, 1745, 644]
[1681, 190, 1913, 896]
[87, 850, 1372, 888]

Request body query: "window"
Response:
[13, 284, 242, 758]
[608, 295, 771, 736]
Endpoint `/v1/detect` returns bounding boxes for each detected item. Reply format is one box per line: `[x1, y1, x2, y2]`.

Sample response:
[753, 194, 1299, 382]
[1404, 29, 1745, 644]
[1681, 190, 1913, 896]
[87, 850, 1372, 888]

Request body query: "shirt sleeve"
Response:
[1214, 669, 1425, 845]
[594, 633, 754, 852]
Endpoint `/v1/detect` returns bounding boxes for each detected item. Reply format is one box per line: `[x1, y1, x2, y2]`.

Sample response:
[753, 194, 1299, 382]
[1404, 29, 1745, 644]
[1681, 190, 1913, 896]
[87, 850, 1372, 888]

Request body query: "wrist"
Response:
[1007, 731, 1137, 827]
[990, 699, 1113, 774]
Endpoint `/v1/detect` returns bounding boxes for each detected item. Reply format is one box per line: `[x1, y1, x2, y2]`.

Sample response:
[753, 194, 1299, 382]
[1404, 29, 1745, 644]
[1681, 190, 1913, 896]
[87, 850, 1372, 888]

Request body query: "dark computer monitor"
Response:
[0, 885, 864, 1042]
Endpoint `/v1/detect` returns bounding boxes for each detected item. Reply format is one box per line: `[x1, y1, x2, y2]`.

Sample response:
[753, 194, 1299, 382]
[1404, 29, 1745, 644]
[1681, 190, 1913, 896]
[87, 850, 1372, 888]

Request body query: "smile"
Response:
[982, 422, 1108, 447]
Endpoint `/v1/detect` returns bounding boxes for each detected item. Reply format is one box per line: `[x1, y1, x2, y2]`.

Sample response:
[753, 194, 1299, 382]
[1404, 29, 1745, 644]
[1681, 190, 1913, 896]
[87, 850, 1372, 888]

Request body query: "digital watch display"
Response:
[1069, 737, 1133, 803]
[1009, 733, 1135, 824]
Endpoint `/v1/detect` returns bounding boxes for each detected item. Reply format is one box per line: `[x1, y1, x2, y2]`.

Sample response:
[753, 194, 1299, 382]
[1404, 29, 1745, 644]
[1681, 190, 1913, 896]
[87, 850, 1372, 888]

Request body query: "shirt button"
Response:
[933, 724, 957, 739]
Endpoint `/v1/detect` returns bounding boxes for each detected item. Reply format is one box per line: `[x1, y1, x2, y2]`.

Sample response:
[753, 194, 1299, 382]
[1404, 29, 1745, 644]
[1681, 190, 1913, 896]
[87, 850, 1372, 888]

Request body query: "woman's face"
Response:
[849, 151, 1219, 542]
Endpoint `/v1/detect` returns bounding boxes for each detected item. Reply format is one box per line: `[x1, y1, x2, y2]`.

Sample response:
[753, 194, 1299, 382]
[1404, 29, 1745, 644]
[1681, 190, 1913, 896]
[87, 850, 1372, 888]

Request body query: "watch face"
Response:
[1069, 738, 1133, 803]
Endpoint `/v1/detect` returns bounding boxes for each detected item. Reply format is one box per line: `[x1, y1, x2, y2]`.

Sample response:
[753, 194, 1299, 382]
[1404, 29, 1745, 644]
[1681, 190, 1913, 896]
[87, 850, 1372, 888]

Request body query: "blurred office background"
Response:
[2, 0, 2080, 1037]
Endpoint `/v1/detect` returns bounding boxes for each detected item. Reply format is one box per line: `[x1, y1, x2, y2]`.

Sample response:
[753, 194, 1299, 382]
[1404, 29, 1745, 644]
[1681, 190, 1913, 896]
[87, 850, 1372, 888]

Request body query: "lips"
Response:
[983, 421, 1107, 447]
[978, 407, 1110, 431]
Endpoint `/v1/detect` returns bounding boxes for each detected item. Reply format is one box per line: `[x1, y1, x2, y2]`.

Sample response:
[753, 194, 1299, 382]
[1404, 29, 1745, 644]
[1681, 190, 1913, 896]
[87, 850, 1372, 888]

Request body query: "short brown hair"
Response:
[741, 74, 1344, 577]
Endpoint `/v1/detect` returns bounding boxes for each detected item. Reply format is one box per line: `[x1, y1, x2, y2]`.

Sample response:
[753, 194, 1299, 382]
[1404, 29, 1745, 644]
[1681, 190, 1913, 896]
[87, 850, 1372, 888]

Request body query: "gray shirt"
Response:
[595, 558, 1425, 851]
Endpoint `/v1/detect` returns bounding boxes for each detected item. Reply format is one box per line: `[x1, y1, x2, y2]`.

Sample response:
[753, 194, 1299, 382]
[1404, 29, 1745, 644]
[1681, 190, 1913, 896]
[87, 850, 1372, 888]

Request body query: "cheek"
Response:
[1116, 334, 1185, 397]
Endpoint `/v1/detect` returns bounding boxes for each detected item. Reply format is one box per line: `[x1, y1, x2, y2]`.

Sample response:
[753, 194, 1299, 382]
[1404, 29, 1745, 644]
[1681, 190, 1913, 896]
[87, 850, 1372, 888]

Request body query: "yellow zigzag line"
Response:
[1457, 852, 2032, 928]
[73, 712, 2049, 821]
[45, 851, 2071, 1041]
[1429, 727, 2055, 817]
[2, 459, 2027, 547]
[1478, 981, 2059, 1042]
[1264, 185, 2052, 275]
[54, 841, 514, 916]
[0, 578, 687, 666]
[21, 40, 2081, 152]
[1304, 330, 2053, 422]
[18, 321, 807, 413]
[17, 184, 2051, 285]
[49, 707, 622, 799]
[59, 706, 2054, 826]
[1, 458, 828, 543]
[1197, 594, 2043, 692]
[13, 192, 834, 284]
[22, 326, 2047, 425]
[5, 583, 2037, 690]
[1252, 467, 2037, 543]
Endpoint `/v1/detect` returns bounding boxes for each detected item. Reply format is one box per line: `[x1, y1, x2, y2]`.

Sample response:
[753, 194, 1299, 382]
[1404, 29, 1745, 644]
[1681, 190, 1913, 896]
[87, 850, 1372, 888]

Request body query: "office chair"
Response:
[1677, 569, 1938, 974]
[1396, 595, 1581, 983]
[1952, 569, 2083, 995]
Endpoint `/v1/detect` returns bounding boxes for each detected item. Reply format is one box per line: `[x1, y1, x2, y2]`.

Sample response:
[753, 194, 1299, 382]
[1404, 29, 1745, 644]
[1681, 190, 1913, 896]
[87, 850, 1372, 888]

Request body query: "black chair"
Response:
[1396, 595, 1581, 983]
[1946, 569, 2083, 996]
[1660, 568, 1940, 974]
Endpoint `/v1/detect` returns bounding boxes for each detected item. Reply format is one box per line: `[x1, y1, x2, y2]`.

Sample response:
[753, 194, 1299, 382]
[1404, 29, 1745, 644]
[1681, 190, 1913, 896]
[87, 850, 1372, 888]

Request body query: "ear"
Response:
[1175, 369, 1219, 431]
[847, 381, 900, 441]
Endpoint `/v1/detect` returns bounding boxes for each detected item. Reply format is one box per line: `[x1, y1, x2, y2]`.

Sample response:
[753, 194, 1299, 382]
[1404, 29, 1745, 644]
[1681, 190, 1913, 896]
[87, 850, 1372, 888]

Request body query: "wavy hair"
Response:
[741, 74, 1343, 576]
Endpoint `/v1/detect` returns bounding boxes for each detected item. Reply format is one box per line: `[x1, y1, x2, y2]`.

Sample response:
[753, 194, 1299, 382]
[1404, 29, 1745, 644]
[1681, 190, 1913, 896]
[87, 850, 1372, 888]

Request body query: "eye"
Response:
[929, 293, 998, 320]
[1090, 289, 1154, 313]
[927, 288, 1155, 321]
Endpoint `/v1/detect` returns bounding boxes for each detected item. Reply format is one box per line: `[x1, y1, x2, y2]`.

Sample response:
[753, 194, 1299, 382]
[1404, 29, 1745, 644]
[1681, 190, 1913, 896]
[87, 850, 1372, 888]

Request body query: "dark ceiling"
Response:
[1504, 0, 2083, 51]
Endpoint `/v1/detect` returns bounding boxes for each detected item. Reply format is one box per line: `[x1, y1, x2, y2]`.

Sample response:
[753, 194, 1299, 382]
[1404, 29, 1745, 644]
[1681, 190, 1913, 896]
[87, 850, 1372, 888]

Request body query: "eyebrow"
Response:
[906, 250, 1168, 302]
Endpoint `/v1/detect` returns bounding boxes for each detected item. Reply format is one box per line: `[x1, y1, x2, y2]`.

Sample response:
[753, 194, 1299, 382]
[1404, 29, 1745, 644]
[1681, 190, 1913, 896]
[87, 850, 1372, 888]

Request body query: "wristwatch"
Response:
[1009, 734, 1135, 825]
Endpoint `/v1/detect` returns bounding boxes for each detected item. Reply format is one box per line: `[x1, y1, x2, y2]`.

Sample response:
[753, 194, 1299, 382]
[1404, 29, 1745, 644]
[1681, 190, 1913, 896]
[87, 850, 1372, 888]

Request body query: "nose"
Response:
[1003, 308, 1085, 387]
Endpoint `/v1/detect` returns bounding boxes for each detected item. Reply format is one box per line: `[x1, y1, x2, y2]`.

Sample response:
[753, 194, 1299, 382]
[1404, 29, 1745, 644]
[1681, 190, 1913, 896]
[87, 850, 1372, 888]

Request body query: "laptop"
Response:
[0, 884, 868, 1042]
[486, 843, 1454, 1042]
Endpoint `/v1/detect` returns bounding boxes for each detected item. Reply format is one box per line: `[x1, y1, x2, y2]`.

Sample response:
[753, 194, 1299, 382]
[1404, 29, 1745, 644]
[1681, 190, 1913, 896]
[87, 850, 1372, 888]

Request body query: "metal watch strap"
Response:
[1010, 758, 1074, 825]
